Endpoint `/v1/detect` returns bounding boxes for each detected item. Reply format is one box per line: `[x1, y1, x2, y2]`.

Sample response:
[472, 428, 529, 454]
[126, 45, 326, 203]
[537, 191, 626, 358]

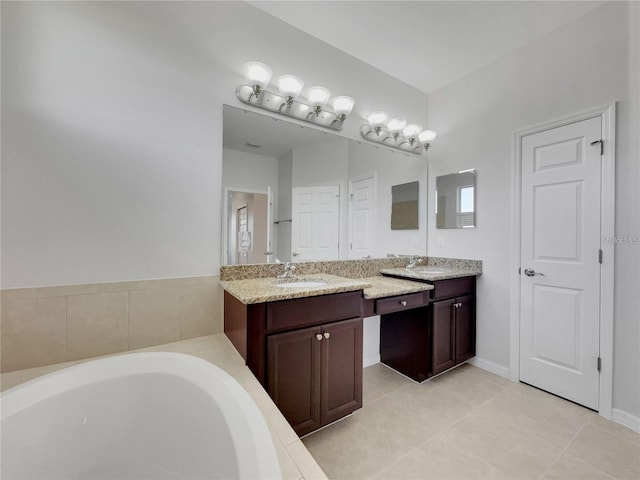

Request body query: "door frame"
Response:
[509, 103, 616, 419]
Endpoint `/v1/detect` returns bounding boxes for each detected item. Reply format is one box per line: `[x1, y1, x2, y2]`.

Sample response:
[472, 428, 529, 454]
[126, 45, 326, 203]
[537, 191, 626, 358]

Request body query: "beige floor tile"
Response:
[587, 414, 640, 446]
[542, 453, 616, 480]
[362, 363, 413, 401]
[440, 411, 563, 479]
[459, 363, 515, 388]
[429, 363, 510, 406]
[476, 381, 592, 450]
[568, 423, 640, 479]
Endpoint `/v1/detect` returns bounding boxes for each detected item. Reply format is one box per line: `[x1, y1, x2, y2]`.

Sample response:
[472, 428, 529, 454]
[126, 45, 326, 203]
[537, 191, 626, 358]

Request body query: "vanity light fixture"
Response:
[360, 111, 437, 155]
[236, 61, 355, 130]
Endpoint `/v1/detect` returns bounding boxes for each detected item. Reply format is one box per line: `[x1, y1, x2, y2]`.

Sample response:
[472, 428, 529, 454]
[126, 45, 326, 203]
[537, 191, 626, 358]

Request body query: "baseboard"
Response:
[363, 354, 380, 368]
[468, 357, 511, 380]
[611, 408, 640, 433]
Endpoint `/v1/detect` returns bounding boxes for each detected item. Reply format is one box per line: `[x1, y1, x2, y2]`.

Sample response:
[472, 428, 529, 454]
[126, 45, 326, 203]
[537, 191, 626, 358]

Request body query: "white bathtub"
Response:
[1, 352, 282, 479]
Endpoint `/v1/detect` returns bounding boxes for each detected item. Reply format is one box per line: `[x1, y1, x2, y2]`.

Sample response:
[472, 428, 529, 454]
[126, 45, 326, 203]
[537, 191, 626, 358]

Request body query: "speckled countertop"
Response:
[379, 266, 482, 282]
[220, 273, 370, 305]
[360, 276, 433, 299]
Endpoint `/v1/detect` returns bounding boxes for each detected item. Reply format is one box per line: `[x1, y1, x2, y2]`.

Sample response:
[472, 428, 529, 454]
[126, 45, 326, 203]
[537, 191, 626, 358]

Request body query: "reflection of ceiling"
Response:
[223, 106, 341, 158]
[249, 1, 606, 94]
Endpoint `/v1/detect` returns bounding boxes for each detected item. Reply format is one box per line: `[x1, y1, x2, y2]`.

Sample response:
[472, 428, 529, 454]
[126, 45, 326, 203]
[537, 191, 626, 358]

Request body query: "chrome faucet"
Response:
[277, 262, 297, 279]
[406, 256, 423, 270]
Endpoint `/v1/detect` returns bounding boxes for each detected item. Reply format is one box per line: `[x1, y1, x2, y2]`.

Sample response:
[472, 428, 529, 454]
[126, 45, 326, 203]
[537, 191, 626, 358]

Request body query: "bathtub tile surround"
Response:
[1, 276, 223, 372]
[0, 334, 328, 480]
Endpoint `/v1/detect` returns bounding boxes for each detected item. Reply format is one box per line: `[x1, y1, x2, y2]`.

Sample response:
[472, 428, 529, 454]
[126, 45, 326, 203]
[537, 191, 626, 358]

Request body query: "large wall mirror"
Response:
[222, 105, 428, 264]
[435, 170, 476, 228]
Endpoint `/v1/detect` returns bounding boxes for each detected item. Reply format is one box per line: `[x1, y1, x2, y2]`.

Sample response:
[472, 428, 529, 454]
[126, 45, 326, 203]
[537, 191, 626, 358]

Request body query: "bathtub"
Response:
[1, 352, 282, 479]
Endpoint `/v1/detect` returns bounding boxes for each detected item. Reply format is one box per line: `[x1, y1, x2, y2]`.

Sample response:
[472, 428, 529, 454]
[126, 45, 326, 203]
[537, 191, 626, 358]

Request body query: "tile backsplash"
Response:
[1, 276, 223, 373]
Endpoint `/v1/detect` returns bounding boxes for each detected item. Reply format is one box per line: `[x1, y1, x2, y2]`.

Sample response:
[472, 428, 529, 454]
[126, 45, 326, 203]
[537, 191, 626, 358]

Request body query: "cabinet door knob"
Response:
[324, 332, 331, 339]
[400, 300, 407, 306]
[316, 333, 323, 341]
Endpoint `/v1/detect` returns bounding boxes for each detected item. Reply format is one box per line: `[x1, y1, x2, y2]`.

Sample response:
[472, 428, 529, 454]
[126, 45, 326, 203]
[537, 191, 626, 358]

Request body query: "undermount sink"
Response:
[275, 280, 328, 288]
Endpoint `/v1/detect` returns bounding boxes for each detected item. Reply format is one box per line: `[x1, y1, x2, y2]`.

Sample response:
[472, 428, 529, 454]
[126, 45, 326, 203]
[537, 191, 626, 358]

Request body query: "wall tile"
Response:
[179, 283, 218, 339]
[1, 297, 67, 372]
[128, 287, 180, 349]
[67, 292, 129, 361]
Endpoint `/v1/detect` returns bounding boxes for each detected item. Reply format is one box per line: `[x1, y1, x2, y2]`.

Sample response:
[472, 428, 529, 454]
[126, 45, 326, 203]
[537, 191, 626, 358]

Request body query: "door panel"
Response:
[455, 294, 475, 364]
[292, 185, 340, 260]
[320, 318, 363, 425]
[349, 175, 375, 259]
[520, 116, 601, 410]
[267, 326, 321, 435]
[431, 299, 455, 375]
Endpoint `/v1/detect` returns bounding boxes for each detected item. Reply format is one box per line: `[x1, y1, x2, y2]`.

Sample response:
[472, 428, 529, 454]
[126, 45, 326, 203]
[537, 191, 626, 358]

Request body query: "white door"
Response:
[520, 116, 602, 410]
[349, 174, 376, 259]
[291, 185, 340, 261]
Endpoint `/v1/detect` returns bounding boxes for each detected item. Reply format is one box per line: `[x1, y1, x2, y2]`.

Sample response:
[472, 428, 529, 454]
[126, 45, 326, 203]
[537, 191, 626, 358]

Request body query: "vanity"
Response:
[221, 259, 480, 437]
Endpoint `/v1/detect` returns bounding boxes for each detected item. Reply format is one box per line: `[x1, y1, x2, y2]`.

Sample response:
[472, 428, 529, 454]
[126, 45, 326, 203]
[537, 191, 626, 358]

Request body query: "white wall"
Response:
[349, 142, 428, 257]
[1, 1, 428, 288]
[427, 1, 640, 419]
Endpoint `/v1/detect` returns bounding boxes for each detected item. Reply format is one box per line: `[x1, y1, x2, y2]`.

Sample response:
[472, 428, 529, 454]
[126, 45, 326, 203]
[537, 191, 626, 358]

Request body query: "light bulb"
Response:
[242, 61, 273, 89]
[331, 96, 355, 116]
[418, 130, 437, 143]
[306, 86, 331, 107]
[277, 75, 304, 99]
[387, 118, 407, 134]
[403, 124, 423, 139]
[367, 111, 388, 129]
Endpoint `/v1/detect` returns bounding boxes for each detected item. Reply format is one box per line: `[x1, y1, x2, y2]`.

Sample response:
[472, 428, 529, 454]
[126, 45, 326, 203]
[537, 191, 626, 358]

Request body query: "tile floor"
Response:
[302, 363, 640, 480]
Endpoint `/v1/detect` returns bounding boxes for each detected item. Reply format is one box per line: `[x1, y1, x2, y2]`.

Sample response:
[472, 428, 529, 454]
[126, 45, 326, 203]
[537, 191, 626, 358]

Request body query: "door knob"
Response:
[523, 268, 544, 277]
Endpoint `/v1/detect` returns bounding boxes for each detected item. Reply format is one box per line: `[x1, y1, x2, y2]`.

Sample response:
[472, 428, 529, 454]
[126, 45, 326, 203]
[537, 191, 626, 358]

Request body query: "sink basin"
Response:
[275, 280, 327, 288]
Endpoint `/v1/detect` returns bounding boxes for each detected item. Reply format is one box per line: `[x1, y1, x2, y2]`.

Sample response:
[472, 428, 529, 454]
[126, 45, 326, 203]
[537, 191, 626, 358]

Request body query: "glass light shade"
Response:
[367, 111, 388, 129]
[387, 118, 407, 134]
[331, 96, 355, 116]
[243, 61, 273, 88]
[403, 124, 423, 139]
[418, 129, 437, 143]
[276, 75, 304, 98]
[306, 86, 331, 107]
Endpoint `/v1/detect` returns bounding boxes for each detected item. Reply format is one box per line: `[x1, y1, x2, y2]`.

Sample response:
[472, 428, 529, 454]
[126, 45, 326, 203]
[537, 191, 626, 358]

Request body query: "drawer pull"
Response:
[316, 334, 323, 341]
[323, 332, 331, 339]
[400, 300, 407, 306]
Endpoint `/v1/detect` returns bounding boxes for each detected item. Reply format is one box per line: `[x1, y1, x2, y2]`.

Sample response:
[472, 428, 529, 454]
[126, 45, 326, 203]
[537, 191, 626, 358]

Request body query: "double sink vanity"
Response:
[221, 257, 481, 436]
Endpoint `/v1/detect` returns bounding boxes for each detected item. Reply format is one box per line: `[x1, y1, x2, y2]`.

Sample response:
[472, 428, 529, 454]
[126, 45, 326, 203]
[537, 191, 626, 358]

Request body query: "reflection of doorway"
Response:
[291, 185, 340, 261]
[224, 188, 272, 265]
[348, 173, 376, 259]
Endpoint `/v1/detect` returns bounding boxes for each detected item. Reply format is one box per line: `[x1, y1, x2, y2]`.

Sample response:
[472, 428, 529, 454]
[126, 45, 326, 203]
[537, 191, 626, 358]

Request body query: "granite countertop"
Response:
[379, 266, 482, 282]
[360, 276, 434, 299]
[220, 273, 370, 305]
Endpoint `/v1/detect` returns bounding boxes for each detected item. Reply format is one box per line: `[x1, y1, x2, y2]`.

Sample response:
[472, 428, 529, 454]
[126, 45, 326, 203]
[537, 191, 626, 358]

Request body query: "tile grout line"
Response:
[537, 419, 591, 480]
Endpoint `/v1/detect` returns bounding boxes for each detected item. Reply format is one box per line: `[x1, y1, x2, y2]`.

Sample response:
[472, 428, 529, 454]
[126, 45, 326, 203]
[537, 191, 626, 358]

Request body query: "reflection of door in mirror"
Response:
[349, 174, 376, 259]
[291, 185, 340, 261]
[226, 190, 271, 264]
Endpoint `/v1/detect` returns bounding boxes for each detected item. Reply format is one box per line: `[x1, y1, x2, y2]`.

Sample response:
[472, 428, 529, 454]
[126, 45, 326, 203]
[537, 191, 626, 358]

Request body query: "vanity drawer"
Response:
[375, 292, 428, 315]
[266, 290, 362, 332]
[431, 277, 475, 301]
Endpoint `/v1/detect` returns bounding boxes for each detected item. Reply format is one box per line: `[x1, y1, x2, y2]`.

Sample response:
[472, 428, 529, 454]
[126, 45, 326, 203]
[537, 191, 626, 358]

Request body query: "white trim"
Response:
[611, 409, 640, 433]
[363, 354, 380, 368]
[468, 357, 512, 380]
[510, 103, 616, 418]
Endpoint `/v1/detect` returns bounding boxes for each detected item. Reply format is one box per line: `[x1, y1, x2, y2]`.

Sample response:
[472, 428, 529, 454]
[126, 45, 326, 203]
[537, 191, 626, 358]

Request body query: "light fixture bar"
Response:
[360, 114, 436, 155]
[236, 84, 348, 130]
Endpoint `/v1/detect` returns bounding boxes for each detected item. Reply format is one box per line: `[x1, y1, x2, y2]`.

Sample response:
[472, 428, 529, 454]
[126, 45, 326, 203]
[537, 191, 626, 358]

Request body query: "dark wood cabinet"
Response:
[430, 293, 475, 375]
[224, 290, 363, 436]
[379, 275, 476, 381]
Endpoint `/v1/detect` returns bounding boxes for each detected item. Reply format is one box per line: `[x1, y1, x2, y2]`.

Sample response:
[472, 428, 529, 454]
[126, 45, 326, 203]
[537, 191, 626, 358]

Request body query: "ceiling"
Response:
[249, 1, 606, 94]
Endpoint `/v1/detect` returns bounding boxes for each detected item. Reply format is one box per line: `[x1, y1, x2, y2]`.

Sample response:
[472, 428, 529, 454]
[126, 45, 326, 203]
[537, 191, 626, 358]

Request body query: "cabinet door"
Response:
[320, 317, 363, 426]
[267, 325, 321, 436]
[431, 298, 456, 375]
[455, 294, 476, 364]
